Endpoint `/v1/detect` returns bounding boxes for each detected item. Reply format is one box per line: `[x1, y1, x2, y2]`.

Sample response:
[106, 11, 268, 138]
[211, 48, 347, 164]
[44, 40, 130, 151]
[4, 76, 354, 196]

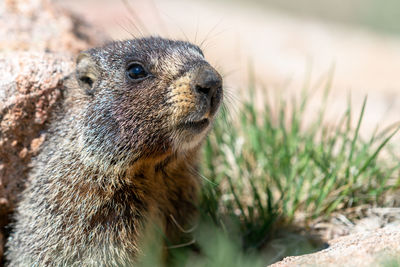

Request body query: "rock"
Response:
[0, 0, 106, 263]
[0, 52, 74, 228]
[270, 228, 400, 267]
[0, 0, 105, 53]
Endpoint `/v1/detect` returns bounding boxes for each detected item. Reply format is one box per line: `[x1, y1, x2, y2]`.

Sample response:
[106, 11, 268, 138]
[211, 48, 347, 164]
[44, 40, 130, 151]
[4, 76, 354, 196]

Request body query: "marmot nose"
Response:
[193, 66, 222, 100]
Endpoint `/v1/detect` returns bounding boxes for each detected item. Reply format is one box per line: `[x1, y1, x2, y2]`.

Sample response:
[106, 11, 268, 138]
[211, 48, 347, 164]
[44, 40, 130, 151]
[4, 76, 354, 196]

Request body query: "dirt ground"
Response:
[57, 0, 400, 142]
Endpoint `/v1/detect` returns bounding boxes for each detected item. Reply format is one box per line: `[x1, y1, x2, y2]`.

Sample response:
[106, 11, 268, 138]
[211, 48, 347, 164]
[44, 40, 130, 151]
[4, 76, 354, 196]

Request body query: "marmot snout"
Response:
[6, 37, 223, 266]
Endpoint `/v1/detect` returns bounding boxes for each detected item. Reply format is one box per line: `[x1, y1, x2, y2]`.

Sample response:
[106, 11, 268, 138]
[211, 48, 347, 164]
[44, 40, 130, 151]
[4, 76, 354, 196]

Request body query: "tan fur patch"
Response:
[167, 73, 197, 124]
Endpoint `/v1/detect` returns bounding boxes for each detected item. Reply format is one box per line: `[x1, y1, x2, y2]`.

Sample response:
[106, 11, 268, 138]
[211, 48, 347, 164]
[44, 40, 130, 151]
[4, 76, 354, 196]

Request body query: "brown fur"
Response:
[6, 37, 222, 266]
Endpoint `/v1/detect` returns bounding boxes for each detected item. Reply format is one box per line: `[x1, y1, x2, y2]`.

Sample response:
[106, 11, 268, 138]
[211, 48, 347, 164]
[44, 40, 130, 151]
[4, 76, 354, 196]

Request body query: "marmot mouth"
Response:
[179, 118, 210, 132]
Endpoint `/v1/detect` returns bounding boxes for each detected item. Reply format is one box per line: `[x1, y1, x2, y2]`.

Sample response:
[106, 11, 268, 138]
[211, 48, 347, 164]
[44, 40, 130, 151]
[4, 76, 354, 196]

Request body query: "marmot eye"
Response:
[127, 63, 148, 80]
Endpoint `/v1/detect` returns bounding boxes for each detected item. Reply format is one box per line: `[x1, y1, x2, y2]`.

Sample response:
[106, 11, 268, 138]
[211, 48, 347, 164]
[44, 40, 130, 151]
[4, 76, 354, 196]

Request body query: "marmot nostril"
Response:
[195, 85, 211, 96]
[193, 67, 222, 99]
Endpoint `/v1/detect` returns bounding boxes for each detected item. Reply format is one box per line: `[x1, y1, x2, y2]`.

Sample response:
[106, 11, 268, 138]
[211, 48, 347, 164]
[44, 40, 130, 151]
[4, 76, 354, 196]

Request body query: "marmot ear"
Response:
[76, 53, 100, 96]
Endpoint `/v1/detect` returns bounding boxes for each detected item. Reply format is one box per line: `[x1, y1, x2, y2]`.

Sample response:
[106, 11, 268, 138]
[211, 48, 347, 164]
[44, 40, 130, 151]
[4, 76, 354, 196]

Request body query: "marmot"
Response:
[6, 37, 223, 266]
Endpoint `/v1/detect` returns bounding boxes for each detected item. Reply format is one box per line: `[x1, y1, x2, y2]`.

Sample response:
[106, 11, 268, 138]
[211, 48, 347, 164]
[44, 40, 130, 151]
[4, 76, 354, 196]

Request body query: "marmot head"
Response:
[74, 37, 222, 167]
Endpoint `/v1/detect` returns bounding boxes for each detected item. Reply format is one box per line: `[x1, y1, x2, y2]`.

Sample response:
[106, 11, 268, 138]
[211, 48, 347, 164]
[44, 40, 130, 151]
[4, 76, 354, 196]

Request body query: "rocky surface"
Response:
[271, 228, 400, 267]
[0, 0, 105, 262]
[0, 52, 73, 224]
[0, 0, 105, 53]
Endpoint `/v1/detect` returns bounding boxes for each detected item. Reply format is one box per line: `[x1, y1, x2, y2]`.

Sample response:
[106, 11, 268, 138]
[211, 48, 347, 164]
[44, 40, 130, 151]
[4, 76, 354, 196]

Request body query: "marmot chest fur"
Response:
[6, 37, 223, 266]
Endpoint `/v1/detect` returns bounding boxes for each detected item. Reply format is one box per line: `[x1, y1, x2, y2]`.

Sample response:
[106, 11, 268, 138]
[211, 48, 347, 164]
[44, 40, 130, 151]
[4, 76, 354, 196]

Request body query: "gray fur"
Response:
[6, 37, 222, 266]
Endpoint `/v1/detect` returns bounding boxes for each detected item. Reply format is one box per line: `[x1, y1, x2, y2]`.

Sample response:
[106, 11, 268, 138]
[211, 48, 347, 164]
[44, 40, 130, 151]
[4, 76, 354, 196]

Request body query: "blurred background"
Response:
[1, 1, 398, 265]
[57, 0, 400, 137]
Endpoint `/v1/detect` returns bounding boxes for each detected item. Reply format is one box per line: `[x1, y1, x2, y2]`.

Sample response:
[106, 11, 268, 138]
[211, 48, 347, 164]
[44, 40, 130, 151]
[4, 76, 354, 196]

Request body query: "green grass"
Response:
[195, 82, 400, 263]
[145, 80, 400, 266]
[380, 254, 400, 267]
